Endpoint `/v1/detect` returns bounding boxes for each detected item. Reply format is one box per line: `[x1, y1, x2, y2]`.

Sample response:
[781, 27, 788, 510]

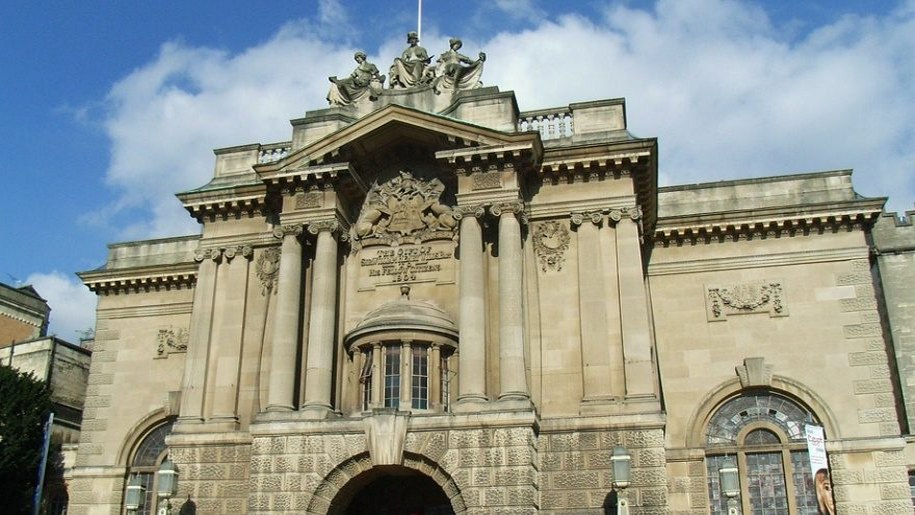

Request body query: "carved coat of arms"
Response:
[353, 171, 456, 245]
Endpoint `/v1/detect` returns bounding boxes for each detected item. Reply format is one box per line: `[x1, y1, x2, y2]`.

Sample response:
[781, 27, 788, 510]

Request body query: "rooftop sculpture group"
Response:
[327, 32, 486, 106]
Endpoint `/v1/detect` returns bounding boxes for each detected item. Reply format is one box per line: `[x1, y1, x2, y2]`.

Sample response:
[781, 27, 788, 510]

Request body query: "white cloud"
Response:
[90, 0, 915, 242]
[25, 271, 97, 342]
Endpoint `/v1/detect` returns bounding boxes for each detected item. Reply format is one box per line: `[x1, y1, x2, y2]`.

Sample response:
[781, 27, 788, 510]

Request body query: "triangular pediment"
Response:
[260, 103, 540, 177]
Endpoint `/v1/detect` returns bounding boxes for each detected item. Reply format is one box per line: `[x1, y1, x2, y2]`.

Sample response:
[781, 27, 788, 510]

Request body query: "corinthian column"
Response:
[178, 248, 220, 422]
[492, 201, 529, 401]
[266, 225, 303, 411]
[302, 220, 340, 417]
[455, 205, 487, 404]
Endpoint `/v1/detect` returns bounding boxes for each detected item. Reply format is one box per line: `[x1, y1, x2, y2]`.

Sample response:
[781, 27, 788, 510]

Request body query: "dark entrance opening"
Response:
[335, 467, 455, 515]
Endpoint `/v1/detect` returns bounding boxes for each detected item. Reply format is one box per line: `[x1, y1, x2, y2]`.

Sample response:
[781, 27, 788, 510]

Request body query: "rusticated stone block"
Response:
[635, 447, 666, 468]
[837, 272, 871, 286]
[459, 448, 484, 468]
[858, 408, 896, 423]
[840, 296, 878, 312]
[541, 491, 563, 508]
[687, 460, 706, 477]
[551, 470, 600, 489]
[483, 487, 505, 505]
[228, 463, 248, 479]
[563, 451, 586, 470]
[879, 483, 910, 499]
[273, 455, 294, 473]
[258, 473, 283, 492]
[494, 466, 532, 486]
[506, 446, 532, 466]
[879, 422, 901, 435]
[247, 494, 269, 511]
[471, 467, 492, 486]
[641, 486, 668, 506]
[586, 450, 612, 469]
[870, 364, 891, 379]
[831, 469, 863, 484]
[450, 429, 487, 448]
[541, 453, 562, 471]
[854, 379, 892, 394]
[632, 467, 668, 485]
[624, 429, 664, 448]
[484, 447, 507, 467]
[848, 351, 888, 366]
[598, 431, 624, 450]
[272, 492, 292, 510]
[843, 323, 882, 338]
[875, 451, 905, 467]
[200, 446, 218, 463]
[293, 492, 313, 510]
[869, 500, 915, 514]
[270, 436, 286, 454]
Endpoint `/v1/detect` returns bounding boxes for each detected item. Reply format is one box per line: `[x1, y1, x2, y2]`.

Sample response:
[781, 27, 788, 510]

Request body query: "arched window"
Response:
[123, 420, 174, 514]
[705, 391, 823, 514]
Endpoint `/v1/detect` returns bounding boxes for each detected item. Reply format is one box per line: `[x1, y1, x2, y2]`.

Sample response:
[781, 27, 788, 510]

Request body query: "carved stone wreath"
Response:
[706, 281, 787, 321]
[352, 170, 457, 247]
[532, 220, 570, 272]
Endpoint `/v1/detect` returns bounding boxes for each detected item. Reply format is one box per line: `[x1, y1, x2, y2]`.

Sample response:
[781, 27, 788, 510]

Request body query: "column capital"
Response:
[194, 248, 222, 262]
[490, 200, 524, 218]
[272, 223, 304, 239]
[570, 211, 604, 227]
[307, 219, 340, 236]
[453, 205, 485, 220]
[223, 244, 253, 261]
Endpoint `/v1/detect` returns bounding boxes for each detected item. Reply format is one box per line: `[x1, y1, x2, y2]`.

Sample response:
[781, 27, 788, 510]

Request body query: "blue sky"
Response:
[1, 0, 913, 340]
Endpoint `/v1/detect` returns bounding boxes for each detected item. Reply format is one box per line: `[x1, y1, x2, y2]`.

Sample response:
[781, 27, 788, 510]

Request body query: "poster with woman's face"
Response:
[815, 468, 835, 515]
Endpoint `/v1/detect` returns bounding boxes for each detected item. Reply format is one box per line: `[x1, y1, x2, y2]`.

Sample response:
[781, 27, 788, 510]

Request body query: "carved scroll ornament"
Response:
[706, 281, 787, 321]
[533, 220, 571, 272]
[156, 327, 189, 357]
[353, 171, 456, 246]
[256, 247, 281, 295]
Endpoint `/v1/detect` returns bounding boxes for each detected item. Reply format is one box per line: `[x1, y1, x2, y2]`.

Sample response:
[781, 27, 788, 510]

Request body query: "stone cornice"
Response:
[176, 183, 267, 223]
[80, 263, 198, 295]
[259, 162, 362, 195]
[648, 246, 870, 276]
[435, 142, 541, 172]
[653, 199, 884, 248]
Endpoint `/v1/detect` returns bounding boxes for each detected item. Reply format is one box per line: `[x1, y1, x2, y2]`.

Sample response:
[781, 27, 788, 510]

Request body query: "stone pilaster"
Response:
[210, 245, 253, 422]
[615, 207, 655, 398]
[455, 205, 487, 405]
[178, 248, 221, 422]
[492, 201, 530, 401]
[571, 212, 614, 402]
[302, 220, 341, 417]
[266, 224, 303, 412]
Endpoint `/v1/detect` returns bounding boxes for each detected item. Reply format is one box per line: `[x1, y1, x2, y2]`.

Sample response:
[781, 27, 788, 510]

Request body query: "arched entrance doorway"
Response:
[331, 466, 455, 515]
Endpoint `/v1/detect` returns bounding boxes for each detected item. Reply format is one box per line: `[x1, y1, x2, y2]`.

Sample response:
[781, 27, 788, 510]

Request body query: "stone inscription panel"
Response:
[358, 242, 455, 289]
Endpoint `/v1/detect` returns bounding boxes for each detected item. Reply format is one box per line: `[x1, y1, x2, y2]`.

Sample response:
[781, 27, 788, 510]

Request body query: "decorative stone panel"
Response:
[705, 281, 787, 321]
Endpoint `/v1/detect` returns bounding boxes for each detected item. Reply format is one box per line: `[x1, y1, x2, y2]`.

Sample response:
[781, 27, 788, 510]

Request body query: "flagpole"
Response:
[418, 0, 422, 41]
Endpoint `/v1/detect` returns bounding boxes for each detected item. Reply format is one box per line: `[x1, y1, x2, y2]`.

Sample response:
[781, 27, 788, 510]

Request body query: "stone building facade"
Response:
[69, 50, 915, 514]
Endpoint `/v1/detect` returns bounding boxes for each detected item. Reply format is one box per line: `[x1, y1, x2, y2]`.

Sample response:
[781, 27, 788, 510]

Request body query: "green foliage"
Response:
[0, 365, 52, 514]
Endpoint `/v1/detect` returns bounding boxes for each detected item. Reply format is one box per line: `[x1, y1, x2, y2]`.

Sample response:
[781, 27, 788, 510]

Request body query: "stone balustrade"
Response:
[257, 143, 291, 163]
[518, 108, 574, 140]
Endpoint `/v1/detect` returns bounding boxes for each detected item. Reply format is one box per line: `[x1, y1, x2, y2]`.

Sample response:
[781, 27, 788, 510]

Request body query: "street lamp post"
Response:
[156, 460, 178, 515]
[719, 457, 740, 515]
[611, 446, 632, 515]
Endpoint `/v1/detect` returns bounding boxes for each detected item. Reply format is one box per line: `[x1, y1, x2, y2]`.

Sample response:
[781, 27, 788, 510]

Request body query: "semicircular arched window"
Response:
[705, 391, 827, 515]
[123, 419, 174, 515]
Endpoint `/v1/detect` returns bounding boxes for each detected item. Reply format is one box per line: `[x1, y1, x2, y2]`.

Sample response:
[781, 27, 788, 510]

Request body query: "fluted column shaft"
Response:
[456, 206, 487, 403]
[266, 226, 303, 411]
[302, 222, 340, 414]
[178, 249, 220, 422]
[371, 342, 383, 408]
[494, 202, 529, 401]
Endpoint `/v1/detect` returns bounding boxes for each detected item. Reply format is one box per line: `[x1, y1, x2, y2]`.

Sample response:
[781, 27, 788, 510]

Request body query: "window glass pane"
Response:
[791, 451, 818, 514]
[745, 428, 780, 446]
[909, 471, 915, 508]
[132, 421, 173, 467]
[361, 348, 373, 410]
[384, 345, 400, 408]
[746, 452, 789, 515]
[707, 392, 814, 445]
[705, 455, 732, 515]
[412, 346, 428, 409]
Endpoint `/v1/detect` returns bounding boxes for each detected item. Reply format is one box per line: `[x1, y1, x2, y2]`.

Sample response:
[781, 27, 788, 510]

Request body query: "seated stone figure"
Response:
[327, 51, 385, 106]
[428, 38, 486, 94]
[389, 31, 431, 89]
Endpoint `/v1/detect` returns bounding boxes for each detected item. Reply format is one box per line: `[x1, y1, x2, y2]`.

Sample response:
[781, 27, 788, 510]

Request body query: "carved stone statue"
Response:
[354, 170, 456, 244]
[428, 38, 486, 94]
[389, 31, 431, 89]
[327, 51, 386, 106]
